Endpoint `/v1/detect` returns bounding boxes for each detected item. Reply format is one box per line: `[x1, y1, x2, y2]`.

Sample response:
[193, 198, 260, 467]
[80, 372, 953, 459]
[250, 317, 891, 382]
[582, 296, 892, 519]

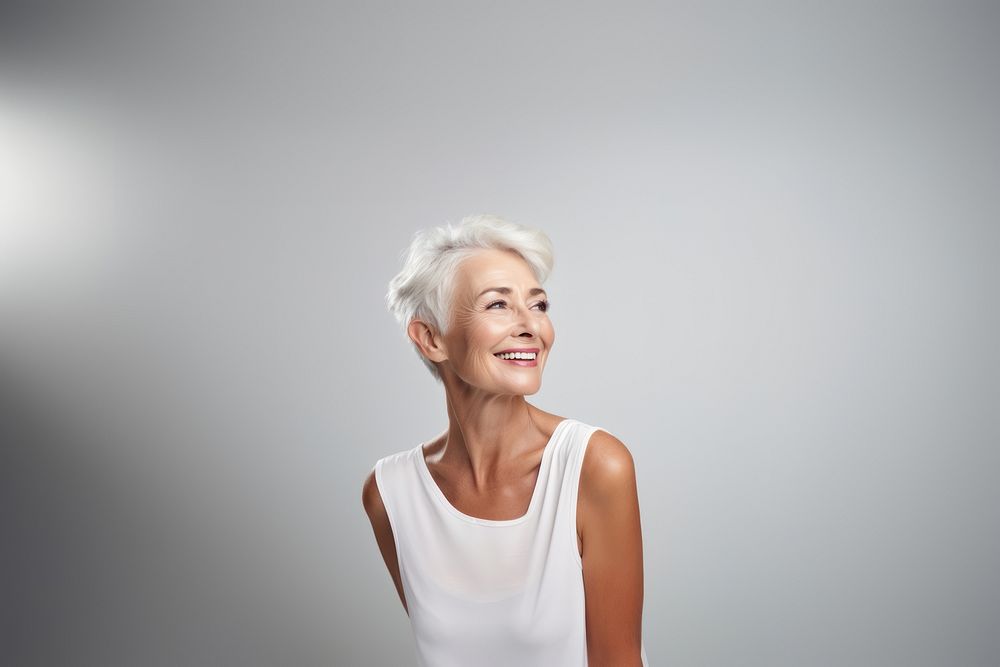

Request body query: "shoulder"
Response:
[361, 460, 410, 613]
[576, 428, 645, 660]
[361, 446, 419, 515]
[579, 428, 638, 503]
[361, 466, 385, 517]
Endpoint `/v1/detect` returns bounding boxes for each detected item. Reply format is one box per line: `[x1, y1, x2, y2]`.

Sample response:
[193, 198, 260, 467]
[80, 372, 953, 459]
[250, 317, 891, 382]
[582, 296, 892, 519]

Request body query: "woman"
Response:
[363, 215, 650, 666]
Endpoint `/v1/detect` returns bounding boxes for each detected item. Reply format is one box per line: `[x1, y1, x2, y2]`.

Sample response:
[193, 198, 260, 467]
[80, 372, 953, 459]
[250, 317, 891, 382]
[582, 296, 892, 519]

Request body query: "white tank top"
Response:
[374, 418, 650, 666]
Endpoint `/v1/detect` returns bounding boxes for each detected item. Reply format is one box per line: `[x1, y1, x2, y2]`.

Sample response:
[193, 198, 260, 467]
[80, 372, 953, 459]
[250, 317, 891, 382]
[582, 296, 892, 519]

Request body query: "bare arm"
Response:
[579, 430, 645, 665]
[362, 469, 408, 615]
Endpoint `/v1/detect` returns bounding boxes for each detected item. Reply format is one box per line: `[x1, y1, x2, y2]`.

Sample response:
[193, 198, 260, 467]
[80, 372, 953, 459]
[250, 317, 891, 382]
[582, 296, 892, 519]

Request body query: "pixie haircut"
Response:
[386, 214, 555, 382]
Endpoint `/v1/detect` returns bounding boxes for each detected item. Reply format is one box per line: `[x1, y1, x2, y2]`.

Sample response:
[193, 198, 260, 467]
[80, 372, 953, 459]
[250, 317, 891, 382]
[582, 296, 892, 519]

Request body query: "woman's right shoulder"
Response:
[362, 450, 411, 613]
[361, 445, 420, 512]
[361, 466, 386, 521]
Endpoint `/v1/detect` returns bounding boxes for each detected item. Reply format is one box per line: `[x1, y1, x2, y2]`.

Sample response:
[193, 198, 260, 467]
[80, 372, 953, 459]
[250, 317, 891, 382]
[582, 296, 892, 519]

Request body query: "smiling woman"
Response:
[363, 214, 650, 666]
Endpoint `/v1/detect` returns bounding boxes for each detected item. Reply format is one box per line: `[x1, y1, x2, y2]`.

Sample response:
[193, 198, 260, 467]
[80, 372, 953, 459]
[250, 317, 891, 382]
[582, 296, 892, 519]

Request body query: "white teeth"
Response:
[495, 351, 537, 360]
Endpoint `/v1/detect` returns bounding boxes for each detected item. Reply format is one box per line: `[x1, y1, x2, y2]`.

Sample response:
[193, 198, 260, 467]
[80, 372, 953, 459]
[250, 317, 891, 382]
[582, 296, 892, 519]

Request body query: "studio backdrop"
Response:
[2, 2, 998, 666]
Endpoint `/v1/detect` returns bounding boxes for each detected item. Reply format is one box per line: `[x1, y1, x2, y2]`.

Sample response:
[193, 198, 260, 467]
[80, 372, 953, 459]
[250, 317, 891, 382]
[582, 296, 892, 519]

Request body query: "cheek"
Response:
[451, 319, 501, 362]
[464, 313, 506, 340]
[541, 320, 555, 347]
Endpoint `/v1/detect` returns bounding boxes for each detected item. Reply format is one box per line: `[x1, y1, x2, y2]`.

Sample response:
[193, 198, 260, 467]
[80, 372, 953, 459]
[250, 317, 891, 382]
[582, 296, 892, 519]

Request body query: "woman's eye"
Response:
[486, 300, 550, 312]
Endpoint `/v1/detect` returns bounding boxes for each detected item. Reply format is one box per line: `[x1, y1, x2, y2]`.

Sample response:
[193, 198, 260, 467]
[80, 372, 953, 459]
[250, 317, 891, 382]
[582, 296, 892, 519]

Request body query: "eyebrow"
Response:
[477, 286, 548, 298]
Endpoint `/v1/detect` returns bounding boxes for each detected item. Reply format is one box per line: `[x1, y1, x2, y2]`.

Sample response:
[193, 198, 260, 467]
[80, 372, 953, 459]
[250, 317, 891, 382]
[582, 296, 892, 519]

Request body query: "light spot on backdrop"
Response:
[0, 90, 119, 304]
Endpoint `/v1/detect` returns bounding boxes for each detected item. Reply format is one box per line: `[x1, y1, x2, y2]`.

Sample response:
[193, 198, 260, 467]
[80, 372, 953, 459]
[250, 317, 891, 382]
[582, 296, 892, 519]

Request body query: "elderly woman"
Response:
[363, 215, 650, 666]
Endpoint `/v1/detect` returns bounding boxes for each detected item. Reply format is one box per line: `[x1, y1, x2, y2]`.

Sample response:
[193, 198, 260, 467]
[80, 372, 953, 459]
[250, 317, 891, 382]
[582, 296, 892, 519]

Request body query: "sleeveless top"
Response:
[373, 418, 651, 666]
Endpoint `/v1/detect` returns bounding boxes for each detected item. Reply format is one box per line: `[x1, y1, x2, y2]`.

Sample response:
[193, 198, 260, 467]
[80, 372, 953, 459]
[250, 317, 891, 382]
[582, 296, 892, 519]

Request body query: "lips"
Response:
[493, 348, 539, 367]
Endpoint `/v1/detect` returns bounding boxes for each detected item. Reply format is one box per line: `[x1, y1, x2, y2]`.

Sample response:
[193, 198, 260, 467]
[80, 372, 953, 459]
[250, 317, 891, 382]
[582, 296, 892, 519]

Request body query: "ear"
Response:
[408, 319, 448, 364]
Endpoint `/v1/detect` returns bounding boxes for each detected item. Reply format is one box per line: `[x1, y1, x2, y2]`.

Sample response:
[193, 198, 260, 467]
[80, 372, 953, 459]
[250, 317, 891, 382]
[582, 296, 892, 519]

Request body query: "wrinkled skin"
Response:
[417, 246, 553, 400]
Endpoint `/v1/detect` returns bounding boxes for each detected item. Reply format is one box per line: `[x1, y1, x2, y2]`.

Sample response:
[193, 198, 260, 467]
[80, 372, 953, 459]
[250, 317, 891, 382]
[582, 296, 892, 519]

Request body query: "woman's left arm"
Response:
[579, 429, 646, 666]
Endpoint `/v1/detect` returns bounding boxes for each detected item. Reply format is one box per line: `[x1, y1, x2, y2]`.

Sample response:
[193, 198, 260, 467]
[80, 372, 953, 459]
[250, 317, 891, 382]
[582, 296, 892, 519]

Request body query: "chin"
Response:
[502, 379, 542, 396]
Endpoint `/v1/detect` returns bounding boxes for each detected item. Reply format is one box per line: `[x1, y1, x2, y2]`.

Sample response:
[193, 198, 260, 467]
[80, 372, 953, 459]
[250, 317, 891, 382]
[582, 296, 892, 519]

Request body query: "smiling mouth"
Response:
[493, 352, 538, 361]
[493, 351, 539, 366]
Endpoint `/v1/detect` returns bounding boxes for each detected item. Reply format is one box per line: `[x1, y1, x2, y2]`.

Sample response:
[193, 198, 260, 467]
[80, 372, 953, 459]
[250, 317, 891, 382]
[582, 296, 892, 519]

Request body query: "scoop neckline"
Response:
[415, 418, 572, 526]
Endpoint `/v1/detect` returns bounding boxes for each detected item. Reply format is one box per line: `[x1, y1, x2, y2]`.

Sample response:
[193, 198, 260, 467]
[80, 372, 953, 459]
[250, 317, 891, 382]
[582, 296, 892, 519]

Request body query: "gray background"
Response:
[2, 1, 998, 665]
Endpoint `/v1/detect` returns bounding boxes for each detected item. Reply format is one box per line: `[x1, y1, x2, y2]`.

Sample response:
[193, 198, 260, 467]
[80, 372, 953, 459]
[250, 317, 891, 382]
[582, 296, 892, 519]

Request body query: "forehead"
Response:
[457, 248, 537, 290]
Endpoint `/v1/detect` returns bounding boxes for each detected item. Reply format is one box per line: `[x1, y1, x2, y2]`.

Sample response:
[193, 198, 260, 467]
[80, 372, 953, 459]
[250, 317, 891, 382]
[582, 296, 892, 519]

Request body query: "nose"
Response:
[512, 302, 540, 337]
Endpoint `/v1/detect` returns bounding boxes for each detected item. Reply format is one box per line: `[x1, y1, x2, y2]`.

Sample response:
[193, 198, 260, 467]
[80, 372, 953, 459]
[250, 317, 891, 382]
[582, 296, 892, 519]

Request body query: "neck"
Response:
[438, 388, 543, 478]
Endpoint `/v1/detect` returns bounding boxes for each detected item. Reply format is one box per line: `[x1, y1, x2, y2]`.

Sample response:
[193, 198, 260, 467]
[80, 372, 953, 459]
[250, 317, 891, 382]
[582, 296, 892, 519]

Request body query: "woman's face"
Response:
[438, 248, 554, 395]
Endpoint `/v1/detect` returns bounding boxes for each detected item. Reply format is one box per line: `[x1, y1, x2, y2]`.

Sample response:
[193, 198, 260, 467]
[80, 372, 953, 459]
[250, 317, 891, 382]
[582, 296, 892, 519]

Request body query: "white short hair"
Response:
[386, 214, 555, 382]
